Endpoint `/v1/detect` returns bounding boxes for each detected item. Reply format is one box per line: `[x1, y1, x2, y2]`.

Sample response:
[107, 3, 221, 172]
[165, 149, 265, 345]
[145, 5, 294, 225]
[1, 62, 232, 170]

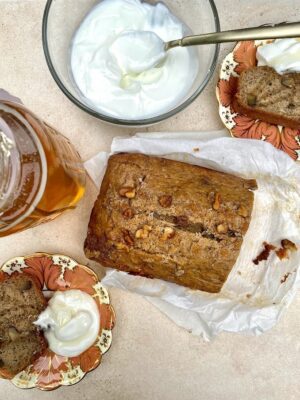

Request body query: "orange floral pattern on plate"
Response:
[216, 40, 300, 161]
[0, 253, 115, 391]
[30, 350, 69, 388]
[70, 346, 101, 373]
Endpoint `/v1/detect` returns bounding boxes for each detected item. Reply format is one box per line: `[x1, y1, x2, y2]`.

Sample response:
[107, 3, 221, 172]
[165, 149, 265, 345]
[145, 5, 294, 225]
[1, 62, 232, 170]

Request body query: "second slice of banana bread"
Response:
[0, 274, 47, 379]
[235, 66, 300, 129]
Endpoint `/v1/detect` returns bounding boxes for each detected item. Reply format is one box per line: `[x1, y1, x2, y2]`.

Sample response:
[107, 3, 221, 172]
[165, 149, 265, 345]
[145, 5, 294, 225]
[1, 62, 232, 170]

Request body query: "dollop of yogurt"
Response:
[257, 38, 300, 74]
[109, 30, 166, 74]
[70, 0, 198, 120]
[35, 290, 100, 357]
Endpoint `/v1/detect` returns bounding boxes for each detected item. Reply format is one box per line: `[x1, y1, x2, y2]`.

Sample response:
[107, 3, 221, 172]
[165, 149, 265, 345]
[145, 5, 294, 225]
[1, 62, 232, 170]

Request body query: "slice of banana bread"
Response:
[84, 153, 257, 293]
[235, 66, 300, 129]
[0, 334, 46, 379]
[0, 274, 47, 379]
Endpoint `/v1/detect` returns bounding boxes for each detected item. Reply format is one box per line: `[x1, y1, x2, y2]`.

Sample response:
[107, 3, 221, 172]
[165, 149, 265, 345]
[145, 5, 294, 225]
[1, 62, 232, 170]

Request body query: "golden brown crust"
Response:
[85, 153, 257, 293]
[234, 99, 300, 130]
[235, 66, 300, 130]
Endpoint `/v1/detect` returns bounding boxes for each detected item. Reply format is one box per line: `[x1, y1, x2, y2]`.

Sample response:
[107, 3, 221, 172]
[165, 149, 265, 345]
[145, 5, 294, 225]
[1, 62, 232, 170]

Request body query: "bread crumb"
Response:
[253, 242, 276, 265]
[276, 239, 297, 260]
[281, 272, 292, 284]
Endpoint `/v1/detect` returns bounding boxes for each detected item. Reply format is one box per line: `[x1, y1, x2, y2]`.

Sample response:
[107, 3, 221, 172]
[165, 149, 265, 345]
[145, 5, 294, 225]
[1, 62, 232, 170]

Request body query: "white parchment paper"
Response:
[85, 131, 300, 340]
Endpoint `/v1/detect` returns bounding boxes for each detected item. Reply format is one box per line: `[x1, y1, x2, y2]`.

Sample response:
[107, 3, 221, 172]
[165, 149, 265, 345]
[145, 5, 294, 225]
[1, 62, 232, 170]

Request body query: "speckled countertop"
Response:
[0, 1, 300, 399]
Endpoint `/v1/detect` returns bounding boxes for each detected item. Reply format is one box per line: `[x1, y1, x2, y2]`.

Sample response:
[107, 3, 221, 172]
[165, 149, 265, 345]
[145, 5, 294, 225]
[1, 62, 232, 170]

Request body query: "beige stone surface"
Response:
[0, 0, 300, 399]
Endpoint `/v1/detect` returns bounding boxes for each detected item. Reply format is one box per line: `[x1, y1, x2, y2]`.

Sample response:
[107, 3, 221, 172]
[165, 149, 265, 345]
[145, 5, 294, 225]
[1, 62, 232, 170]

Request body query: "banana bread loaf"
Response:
[84, 153, 257, 293]
[0, 274, 47, 379]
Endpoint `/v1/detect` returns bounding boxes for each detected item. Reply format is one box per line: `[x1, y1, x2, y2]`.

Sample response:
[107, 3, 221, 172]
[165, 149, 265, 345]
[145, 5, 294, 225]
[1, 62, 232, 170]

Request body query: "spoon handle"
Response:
[166, 22, 300, 50]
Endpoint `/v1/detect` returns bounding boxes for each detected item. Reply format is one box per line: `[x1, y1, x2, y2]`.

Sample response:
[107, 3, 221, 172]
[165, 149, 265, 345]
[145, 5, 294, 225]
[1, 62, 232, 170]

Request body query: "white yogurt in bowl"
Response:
[70, 0, 198, 120]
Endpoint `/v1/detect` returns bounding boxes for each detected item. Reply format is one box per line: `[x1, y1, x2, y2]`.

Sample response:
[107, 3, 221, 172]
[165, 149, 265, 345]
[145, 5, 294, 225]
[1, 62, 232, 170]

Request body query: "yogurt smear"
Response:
[70, 0, 198, 120]
[257, 38, 300, 74]
[35, 290, 100, 357]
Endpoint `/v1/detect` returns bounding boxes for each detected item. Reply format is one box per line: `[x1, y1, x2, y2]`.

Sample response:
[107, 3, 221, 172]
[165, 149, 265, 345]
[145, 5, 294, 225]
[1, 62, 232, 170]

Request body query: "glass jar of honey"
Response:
[0, 99, 86, 237]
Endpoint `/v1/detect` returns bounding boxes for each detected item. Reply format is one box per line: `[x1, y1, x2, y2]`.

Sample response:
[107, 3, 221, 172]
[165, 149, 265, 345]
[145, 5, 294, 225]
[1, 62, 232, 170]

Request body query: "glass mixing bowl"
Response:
[42, 0, 220, 127]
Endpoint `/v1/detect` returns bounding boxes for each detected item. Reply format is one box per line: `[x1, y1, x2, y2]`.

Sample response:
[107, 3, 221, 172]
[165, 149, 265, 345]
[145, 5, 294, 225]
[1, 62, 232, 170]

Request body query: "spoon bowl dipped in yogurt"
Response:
[42, 0, 220, 126]
[109, 30, 167, 75]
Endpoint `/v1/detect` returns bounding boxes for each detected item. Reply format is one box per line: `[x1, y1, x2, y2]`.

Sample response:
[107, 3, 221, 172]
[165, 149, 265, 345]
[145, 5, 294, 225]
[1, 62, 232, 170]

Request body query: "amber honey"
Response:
[0, 101, 86, 236]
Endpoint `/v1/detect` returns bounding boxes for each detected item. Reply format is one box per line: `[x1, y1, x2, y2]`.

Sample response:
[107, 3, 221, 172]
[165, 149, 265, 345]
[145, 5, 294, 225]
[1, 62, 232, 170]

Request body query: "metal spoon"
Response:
[166, 22, 300, 50]
[113, 22, 300, 74]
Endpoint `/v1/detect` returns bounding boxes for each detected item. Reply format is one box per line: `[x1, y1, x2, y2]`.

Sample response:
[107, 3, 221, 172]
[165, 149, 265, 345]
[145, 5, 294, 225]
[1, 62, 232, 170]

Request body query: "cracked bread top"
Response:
[84, 153, 257, 293]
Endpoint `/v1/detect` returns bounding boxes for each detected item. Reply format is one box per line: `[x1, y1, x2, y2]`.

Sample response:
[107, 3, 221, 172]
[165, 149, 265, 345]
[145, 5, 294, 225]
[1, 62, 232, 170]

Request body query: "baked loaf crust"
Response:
[85, 153, 257, 293]
[0, 274, 47, 379]
[235, 66, 300, 129]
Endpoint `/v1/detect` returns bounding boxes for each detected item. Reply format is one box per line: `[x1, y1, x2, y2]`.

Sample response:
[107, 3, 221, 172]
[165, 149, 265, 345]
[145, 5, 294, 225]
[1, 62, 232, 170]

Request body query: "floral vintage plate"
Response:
[216, 40, 300, 160]
[0, 253, 115, 391]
